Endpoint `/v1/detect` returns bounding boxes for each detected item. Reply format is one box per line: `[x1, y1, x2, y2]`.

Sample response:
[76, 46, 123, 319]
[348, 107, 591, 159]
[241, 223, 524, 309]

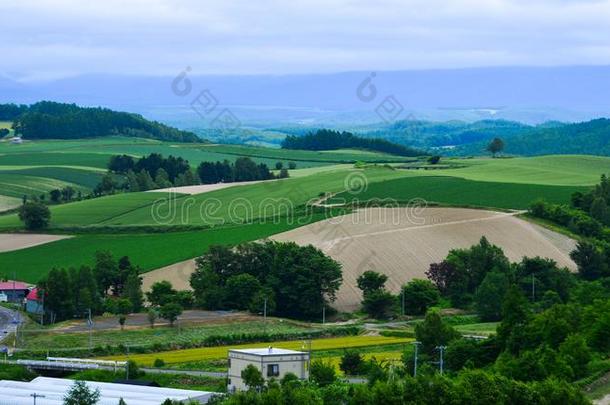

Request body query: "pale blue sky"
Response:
[2, 0, 610, 81]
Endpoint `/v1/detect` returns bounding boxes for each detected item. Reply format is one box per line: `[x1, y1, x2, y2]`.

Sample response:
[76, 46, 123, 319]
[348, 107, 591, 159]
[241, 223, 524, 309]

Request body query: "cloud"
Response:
[1, 0, 610, 80]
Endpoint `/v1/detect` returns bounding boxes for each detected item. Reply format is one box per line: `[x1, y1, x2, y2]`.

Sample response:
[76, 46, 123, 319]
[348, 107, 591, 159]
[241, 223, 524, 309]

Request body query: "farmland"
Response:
[273, 207, 577, 311]
[101, 335, 412, 366]
[0, 212, 341, 282]
[327, 175, 588, 210]
[18, 319, 312, 352]
[429, 155, 610, 186]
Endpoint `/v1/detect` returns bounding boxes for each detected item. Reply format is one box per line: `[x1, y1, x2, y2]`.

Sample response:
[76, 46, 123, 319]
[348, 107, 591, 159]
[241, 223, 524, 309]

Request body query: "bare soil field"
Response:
[149, 180, 272, 195]
[142, 258, 196, 292]
[272, 207, 577, 312]
[0, 233, 72, 253]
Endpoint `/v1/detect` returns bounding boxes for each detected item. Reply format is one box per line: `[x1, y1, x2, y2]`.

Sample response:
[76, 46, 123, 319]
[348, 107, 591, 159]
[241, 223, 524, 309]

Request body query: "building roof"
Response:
[26, 288, 40, 301]
[229, 347, 308, 356]
[0, 281, 29, 291]
[0, 377, 215, 405]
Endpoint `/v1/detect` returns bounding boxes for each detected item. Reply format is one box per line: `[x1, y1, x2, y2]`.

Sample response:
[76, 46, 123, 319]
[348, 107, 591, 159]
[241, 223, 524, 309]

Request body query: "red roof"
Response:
[26, 288, 40, 301]
[0, 280, 29, 291]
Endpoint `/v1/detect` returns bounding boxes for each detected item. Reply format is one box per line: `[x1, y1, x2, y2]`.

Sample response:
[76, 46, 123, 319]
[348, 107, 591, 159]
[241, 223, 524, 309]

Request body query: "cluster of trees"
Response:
[104, 153, 197, 193]
[18, 201, 51, 230]
[281, 129, 421, 157]
[100, 154, 281, 196]
[197, 157, 285, 184]
[424, 237, 585, 319]
[529, 199, 603, 238]
[572, 173, 610, 226]
[38, 252, 144, 323]
[416, 238, 610, 382]
[223, 360, 587, 404]
[49, 186, 80, 203]
[356, 270, 440, 319]
[8, 101, 200, 142]
[145, 280, 192, 327]
[190, 241, 342, 320]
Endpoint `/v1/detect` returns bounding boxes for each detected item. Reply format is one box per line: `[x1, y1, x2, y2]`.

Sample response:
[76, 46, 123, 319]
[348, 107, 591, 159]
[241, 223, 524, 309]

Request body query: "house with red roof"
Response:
[25, 288, 43, 315]
[0, 280, 29, 303]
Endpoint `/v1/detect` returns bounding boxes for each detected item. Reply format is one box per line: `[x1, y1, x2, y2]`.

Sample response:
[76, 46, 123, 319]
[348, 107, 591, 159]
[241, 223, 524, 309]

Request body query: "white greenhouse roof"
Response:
[0, 377, 215, 405]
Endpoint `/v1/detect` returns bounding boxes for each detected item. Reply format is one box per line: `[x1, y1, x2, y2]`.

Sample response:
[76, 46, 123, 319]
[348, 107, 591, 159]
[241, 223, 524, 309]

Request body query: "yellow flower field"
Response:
[101, 335, 412, 366]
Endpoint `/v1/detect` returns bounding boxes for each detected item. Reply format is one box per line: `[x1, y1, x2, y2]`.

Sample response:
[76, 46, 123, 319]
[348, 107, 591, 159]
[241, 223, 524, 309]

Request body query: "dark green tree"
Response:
[487, 137, 505, 157]
[474, 271, 510, 321]
[414, 309, 460, 355]
[159, 302, 183, 326]
[401, 279, 440, 315]
[18, 201, 51, 230]
[241, 364, 265, 391]
[63, 381, 100, 405]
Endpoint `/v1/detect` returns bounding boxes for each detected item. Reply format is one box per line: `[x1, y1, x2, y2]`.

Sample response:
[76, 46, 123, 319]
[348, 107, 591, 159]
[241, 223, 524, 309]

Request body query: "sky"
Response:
[1, 0, 610, 81]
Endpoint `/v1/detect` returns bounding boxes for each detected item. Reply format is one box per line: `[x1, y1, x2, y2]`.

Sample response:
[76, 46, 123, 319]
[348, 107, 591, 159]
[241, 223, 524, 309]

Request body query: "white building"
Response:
[0, 377, 215, 404]
[227, 347, 310, 392]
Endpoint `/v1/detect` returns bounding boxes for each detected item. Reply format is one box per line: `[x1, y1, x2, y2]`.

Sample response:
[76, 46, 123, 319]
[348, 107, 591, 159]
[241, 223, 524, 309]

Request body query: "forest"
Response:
[2, 101, 200, 142]
[281, 129, 421, 156]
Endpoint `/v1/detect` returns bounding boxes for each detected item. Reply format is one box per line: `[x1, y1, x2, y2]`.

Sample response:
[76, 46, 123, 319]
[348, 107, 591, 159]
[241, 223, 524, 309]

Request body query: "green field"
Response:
[328, 175, 589, 210]
[0, 212, 342, 282]
[0, 166, 400, 229]
[422, 155, 610, 186]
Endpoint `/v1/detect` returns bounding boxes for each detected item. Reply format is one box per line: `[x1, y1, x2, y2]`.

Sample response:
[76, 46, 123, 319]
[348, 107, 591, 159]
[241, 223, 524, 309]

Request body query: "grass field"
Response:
[19, 320, 310, 352]
[328, 176, 589, 210]
[101, 335, 412, 366]
[423, 155, 610, 186]
[0, 212, 341, 282]
[0, 166, 399, 229]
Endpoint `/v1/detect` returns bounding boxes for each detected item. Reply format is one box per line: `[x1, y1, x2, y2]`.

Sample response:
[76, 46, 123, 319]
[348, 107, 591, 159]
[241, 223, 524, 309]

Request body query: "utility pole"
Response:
[263, 298, 267, 333]
[87, 308, 93, 354]
[411, 341, 421, 377]
[30, 393, 45, 405]
[531, 273, 536, 301]
[436, 345, 447, 375]
[322, 304, 326, 325]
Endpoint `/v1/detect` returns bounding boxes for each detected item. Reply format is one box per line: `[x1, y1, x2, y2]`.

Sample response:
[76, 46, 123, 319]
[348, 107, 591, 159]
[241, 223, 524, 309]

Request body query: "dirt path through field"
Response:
[149, 179, 275, 195]
[0, 233, 72, 253]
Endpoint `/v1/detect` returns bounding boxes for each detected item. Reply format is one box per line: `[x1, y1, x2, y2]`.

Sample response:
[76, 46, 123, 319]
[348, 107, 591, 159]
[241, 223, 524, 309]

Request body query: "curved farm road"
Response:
[0, 233, 72, 253]
[271, 207, 577, 312]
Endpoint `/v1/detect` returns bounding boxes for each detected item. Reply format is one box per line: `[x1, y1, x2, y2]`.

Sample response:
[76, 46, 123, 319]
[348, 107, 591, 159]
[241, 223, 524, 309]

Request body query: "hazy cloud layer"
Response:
[2, 0, 610, 80]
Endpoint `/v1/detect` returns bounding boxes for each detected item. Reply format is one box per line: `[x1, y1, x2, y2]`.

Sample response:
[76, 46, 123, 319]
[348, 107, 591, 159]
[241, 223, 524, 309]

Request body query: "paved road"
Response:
[0, 305, 19, 344]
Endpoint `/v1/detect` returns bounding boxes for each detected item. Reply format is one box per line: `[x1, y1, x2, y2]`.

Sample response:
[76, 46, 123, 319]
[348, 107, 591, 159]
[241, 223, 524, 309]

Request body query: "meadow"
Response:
[328, 176, 589, 210]
[0, 212, 340, 282]
[424, 155, 610, 186]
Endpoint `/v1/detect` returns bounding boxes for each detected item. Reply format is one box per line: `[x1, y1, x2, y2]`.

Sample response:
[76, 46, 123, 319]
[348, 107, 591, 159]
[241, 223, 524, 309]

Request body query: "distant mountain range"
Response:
[2, 66, 610, 126]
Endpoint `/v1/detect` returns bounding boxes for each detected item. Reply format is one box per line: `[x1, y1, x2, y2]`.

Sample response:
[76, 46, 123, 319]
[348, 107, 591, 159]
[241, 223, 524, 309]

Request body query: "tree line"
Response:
[4, 101, 200, 142]
[100, 153, 286, 195]
[37, 252, 192, 328]
[281, 129, 421, 157]
[530, 174, 610, 281]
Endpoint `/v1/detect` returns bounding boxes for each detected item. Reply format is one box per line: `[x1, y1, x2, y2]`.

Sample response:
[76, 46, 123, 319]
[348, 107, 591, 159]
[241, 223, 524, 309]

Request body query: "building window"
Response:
[267, 364, 279, 377]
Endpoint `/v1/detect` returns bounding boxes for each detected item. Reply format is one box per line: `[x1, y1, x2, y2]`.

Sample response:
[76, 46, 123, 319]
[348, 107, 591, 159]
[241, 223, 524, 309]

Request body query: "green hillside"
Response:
[450, 118, 610, 156]
[416, 155, 610, 186]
